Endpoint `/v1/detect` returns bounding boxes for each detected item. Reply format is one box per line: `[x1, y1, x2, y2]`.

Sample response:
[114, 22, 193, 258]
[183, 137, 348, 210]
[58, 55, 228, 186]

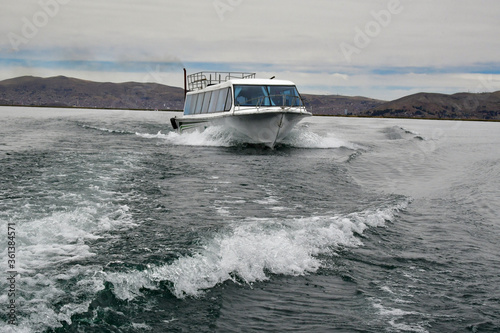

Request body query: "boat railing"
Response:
[187, 71, 256, 91]
[235, 94, 308, 112]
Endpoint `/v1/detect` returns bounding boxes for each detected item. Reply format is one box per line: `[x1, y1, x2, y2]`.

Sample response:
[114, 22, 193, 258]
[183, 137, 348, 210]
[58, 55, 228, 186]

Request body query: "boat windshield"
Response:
[234, 85, 303, 107]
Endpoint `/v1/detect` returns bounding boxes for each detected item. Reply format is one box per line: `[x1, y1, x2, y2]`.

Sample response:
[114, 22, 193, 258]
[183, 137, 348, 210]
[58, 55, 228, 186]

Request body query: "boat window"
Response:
[268, 86, 303, 106]
[224, 88, 232, 111]
[208, 89, 220, 113]
[185, 88, 232, 114]
[234, 85, 270, 106]
[216, 88, 229, 111]
[193, 93, 203, 114]
[233, 85, 302, 107]
[201, 92, 211, 113]
[184, 94, 193, 115]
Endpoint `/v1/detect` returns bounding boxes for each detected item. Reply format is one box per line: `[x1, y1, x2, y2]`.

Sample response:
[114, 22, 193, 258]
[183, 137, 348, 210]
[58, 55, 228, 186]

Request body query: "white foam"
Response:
[136, 126, 236, 147]
[374, 303, 417, 316]
[11, 205, 134, 272]
[388, 320, 429, 333]
[254, 197, 280, 205]
[373, 300, 428, 333]
[215, 207, 231, 216]
[104, 269, 158, 301]
[0, 264, 105, 332]
[381, 286, 395, 294]
[81, 124, 133, 135]
[0, 203, 135, 332]
[270, 206, 289, 211]
[105, 198, 410, 300]
[131, 322, 153, 330]
[136, 126, 360, 150]
[399, 126, 427, 140]
[282, 128, 360, 149]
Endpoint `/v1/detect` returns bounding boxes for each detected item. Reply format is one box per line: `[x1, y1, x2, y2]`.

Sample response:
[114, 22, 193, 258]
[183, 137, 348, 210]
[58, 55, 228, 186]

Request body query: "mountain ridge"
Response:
[1, 75, 499, 120]
[0, 75, 185, 110]
[363, 91, 500, 120]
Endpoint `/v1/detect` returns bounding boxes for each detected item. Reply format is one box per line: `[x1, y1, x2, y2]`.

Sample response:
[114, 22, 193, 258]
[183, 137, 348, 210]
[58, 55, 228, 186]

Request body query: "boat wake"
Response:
[136, 126, 237, 147]
[382, 126, 426, 141]
[103, 197, 411, 300]
[136, 126, 359, 150]
[282, 126, 361, 149]
[80, 123, 135, 135]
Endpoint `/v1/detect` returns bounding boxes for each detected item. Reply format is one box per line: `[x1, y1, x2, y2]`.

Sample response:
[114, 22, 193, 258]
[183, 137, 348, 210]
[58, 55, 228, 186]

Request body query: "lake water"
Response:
[1, 107, 499, 332]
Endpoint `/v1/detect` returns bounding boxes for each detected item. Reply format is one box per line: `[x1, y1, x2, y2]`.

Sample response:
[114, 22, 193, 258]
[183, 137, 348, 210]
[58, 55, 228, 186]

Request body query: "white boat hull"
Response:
[171, 110, 310, 148]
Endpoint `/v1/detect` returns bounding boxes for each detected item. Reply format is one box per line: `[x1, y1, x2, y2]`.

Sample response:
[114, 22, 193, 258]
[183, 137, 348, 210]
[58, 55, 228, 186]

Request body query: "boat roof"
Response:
[185, 71, 298, 93]
[186, 78, 298, 95]
[230, 78, 296, 86]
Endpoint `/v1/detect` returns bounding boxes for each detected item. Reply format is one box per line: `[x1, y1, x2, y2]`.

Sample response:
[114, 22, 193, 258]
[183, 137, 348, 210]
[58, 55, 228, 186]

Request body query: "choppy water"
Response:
[1, 107, 499, 332]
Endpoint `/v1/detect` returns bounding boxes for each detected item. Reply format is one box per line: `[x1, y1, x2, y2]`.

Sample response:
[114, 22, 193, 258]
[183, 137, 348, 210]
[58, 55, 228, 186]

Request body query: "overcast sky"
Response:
[1, 0, 500, 100]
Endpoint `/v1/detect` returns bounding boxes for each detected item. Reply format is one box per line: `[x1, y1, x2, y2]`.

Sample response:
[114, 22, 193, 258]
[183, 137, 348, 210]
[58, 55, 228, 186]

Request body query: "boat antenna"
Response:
[183, 68, 187, 101]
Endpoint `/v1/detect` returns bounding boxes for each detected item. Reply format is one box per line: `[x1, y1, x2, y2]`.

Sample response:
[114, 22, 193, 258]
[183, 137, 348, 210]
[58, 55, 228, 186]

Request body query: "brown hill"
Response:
[1, 76, 499, 120]
[301, 94, 385, 115]
[0, 75, 385, 114]
[364, 91, 500, 120]
[0, 75, 185, 110]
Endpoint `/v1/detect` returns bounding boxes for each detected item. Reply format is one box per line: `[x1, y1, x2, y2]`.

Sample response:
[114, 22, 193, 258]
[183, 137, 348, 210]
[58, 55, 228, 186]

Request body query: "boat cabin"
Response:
[183, 72, 305, 116]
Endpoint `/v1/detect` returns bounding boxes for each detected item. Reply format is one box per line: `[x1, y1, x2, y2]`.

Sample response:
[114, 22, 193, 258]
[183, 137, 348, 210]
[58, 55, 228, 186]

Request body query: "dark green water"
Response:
[1, 107, 499, 332]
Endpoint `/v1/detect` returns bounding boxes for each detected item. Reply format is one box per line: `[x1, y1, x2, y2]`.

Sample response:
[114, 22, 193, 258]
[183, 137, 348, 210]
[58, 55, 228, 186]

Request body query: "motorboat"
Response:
[170, 70, 312, 148]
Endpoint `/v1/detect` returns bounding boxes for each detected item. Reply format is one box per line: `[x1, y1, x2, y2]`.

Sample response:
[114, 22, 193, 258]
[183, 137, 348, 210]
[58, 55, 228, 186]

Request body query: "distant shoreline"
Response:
[315, 114, 500, 122]
[2, 104, 499, 122]
[0, 104, 183, 112]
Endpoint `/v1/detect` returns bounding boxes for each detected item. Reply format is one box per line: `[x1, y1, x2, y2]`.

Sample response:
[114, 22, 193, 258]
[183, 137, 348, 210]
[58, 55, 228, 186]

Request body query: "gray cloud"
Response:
[1, 0, 500, 99]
